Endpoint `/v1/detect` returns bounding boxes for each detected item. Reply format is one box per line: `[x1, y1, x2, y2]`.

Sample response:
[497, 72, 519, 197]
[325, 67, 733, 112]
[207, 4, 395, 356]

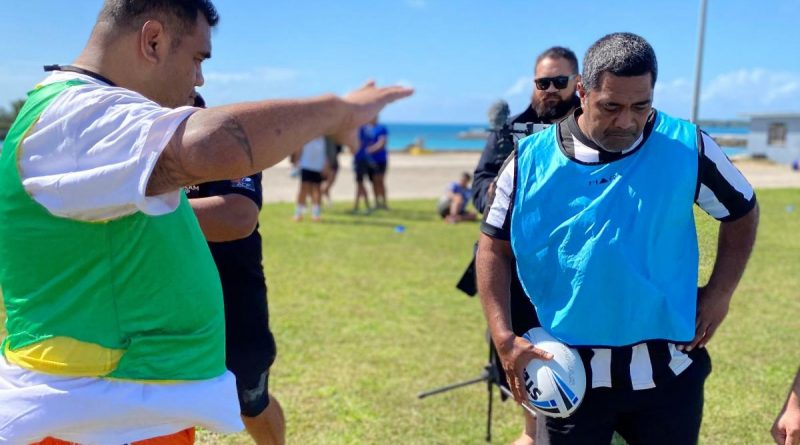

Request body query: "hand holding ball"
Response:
[521, 327, 587, 418]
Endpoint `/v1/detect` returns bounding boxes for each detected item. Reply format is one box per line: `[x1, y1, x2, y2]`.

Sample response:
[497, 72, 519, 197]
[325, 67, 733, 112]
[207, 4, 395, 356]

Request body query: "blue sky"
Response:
[1, 0, 799, 123]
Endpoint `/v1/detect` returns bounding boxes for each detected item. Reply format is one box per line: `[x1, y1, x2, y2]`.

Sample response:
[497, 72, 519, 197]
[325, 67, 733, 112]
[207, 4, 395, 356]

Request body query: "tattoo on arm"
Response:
[145, 112, 255, 197]
[221, 113, 255, 169]
[146, 137, 203, 196]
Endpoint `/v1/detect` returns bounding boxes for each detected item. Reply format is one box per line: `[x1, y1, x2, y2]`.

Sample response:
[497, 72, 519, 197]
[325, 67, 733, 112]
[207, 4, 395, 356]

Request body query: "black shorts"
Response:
[354, 158, 375, 183]
[301, 169, 323, 184]
[224, 286, 277, 417]
[371, 161, 387, 176]
[536, 347, 711, 445]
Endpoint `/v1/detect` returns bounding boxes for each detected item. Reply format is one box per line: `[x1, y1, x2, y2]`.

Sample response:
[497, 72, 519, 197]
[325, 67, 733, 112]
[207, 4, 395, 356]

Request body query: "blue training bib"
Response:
[511, 112, 700, 347]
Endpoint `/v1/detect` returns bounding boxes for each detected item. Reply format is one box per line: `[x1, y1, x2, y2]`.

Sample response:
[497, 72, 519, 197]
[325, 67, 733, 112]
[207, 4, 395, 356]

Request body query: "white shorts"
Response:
[0, 356, 243, 444]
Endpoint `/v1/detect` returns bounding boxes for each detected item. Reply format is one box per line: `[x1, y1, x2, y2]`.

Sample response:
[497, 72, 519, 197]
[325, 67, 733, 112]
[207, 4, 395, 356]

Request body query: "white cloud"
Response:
[503, 76, 531, 97]
[406, 0, 427, 8]
[654, 77, 692, 99]
[652, 77, 693, 117]
[394, 79, 416, 89]
[653, 69, 800, 119]
[699, 68, 800, 117]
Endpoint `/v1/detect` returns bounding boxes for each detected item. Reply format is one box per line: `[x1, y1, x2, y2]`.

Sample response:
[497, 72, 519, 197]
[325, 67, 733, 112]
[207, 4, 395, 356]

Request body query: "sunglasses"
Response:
[534, 74, 577, 90]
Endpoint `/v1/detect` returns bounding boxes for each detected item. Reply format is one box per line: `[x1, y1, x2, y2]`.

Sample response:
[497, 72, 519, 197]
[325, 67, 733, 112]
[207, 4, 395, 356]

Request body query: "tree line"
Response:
[0, 99, 25, 141]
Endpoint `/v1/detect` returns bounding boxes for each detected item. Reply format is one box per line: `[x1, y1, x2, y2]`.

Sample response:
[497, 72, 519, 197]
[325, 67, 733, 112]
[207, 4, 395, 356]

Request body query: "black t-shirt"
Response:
[184, 173, 265, 297]
[472, 96, 581, 213]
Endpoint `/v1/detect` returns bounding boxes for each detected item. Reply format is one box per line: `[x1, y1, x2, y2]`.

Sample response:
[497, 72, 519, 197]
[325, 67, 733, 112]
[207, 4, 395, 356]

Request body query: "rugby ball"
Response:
[521, 327, 586, 418]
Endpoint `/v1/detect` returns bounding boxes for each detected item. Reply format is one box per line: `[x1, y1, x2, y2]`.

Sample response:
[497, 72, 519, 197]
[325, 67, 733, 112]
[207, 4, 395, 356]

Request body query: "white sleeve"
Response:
[480, 155, 516, 239]
[19, 84, 198, 221]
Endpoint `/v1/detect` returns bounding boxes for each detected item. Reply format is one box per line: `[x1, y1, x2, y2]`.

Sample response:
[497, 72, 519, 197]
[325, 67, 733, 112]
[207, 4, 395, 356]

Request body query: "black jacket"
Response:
[472, 96, 580, 213]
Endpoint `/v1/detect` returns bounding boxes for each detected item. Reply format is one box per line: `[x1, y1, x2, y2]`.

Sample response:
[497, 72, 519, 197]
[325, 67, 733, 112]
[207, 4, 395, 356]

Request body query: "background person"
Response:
[364, 117, 390, 210]
[473, 46, 581, 214]
[478, 33, 758, 445]
[0, 0, 412, 441]
[294, 136, 327, 222]
[322, 137, 343, 206]
[353, 116, 388, 212]
[186, 94, 284, 445]
[437, 172, 477, 223]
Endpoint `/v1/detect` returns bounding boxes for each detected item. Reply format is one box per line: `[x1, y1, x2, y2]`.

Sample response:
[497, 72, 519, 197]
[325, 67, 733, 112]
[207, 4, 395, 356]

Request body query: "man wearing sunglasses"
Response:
[478, 33, 758, 444]
[470, 46, 580, 445]
[473, 46, 580, 215]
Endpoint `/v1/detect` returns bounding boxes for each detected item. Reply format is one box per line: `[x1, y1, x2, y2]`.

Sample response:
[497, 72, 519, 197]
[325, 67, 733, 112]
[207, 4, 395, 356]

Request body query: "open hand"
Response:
[333, 81, 414, 148]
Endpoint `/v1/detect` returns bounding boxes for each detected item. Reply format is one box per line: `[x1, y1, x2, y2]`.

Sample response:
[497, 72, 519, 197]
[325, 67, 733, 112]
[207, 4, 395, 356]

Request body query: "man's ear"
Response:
[577, 80, 586, 99]
[577, 80, 589, 108]
[140, 20, 168, 64]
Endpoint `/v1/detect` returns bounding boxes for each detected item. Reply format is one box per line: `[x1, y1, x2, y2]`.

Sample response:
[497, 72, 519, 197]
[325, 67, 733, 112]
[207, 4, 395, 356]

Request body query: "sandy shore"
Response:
[263, 152, 800, 203]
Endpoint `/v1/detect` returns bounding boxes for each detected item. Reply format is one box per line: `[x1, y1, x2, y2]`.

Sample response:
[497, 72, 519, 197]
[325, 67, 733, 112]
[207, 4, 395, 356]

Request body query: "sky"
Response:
[1, 0, 799, 124]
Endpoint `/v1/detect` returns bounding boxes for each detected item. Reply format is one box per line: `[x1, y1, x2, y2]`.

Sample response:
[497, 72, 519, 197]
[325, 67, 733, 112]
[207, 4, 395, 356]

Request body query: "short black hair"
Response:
[100, 0, 219, 39]
[582, 32, 657, 91]
[193, 93, 206, 108]
[461, 171, 472, 181]
[535, 46, 579, 74]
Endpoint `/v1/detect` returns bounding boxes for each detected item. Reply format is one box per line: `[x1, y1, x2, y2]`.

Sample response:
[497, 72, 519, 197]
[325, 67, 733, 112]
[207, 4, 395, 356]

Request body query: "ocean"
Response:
[0, 124, 748, 154]
[384, 123, 749, 152]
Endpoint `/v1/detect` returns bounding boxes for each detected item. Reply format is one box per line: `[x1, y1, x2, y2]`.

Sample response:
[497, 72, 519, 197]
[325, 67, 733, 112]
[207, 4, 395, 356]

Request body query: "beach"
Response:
[263, 152, 800, 204]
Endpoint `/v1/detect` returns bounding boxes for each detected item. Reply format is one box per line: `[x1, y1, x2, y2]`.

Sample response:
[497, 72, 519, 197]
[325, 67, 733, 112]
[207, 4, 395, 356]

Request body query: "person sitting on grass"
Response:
[437, 172, 477, 223]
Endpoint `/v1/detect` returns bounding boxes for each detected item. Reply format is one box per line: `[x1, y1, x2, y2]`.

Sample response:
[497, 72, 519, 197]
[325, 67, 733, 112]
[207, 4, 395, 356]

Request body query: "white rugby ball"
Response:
[521, 327, 586, 418]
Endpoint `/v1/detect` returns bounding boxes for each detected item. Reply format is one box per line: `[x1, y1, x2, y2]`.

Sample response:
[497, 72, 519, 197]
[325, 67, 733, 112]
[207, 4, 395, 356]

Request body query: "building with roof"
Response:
[746, 113, 800, 164]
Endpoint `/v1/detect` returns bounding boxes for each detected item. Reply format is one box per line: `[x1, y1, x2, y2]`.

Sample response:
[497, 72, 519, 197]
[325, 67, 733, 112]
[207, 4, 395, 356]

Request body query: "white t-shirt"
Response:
[298, 136, 327, 172]
[18, 71, 195, 221]
[0, 72, 243, 442]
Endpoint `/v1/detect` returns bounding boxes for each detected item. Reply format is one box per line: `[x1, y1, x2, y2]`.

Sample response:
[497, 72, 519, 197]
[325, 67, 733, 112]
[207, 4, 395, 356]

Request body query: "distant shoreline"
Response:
[261, 152, 800, 204]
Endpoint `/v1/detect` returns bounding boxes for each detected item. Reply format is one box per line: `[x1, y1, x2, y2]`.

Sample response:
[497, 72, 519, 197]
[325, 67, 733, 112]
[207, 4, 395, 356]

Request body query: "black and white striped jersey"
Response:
[482, 109, 757, 240]
[576, 340, 703, 390]
[481, 108, 756, 389]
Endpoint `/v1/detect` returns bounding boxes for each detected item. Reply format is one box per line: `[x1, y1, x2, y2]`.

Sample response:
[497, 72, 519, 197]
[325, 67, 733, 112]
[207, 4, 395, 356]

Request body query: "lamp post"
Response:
[691, 0, 708, 123]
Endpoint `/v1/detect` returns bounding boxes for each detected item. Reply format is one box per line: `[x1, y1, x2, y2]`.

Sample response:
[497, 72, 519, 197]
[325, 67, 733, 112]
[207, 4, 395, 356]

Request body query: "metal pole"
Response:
[691, 0, 709, 123]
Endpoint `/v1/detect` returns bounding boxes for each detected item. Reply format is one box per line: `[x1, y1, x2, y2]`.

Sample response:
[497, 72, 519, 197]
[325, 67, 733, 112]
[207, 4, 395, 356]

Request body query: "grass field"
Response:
[194, 188, 798, 445]
[0, 190, 795, 444]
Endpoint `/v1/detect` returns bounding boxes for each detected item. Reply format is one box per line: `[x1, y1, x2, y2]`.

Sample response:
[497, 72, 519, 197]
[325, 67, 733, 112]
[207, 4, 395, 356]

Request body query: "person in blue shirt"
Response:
[478, 33, 759, 445]
[437, 172, 477, 223]
[353, 117, 389, 212]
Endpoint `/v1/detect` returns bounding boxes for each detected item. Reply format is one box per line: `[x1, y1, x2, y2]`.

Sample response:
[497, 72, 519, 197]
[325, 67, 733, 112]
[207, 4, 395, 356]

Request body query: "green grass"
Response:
[196, 190, 799, 445]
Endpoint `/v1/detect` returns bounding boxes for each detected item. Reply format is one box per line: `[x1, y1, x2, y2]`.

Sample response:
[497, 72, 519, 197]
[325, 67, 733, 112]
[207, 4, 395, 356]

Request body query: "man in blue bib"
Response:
[477, 32, 759, 445]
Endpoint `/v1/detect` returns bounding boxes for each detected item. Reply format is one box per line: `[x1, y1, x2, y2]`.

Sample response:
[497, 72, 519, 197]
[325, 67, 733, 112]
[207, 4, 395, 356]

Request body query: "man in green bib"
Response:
[0, 1, 412, 443]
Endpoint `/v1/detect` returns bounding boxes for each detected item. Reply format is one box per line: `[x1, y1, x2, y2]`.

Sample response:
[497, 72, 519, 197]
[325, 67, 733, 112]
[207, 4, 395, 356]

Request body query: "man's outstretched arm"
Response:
[147, 82, 412, 195]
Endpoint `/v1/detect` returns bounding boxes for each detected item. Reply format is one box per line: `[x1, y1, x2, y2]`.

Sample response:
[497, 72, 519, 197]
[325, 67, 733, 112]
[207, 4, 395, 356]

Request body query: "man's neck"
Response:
[72, 26, 143, 93]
